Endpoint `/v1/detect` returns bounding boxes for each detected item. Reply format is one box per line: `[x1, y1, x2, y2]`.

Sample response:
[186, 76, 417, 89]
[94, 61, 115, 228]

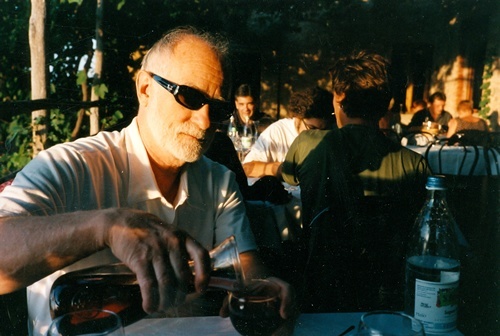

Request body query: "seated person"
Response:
[0, 27, 296, 335]
[205, 131, 290, 205]
[282, 51, 430, 313]
[407, 91, 452, 132]
[242, 87, 336, 178]
[224, 83, 273, 136]
[446, 100, 488, 138]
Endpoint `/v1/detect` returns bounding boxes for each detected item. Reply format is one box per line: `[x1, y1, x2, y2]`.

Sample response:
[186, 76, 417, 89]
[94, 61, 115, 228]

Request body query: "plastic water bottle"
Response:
[404, 175, 460, 335]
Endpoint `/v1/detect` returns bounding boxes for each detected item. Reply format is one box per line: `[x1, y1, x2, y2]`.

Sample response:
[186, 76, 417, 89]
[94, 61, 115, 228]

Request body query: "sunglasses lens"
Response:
[177, 87, 206, 110]
[175, 85, 231, 122]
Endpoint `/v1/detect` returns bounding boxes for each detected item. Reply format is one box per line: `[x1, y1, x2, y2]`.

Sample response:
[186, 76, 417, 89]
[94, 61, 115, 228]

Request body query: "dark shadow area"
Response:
[446, 175, 500, 335]
[0, 289, 28, 335]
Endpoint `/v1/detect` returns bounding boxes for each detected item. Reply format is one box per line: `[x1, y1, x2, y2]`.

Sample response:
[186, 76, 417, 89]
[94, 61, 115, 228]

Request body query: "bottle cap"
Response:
[426, 175, 447, 190]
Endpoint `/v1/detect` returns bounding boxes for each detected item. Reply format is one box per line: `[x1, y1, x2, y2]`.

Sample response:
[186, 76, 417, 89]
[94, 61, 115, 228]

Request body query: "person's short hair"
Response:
[329, 51, 392, 121]
[457, 100, 473, 112]
[234, 84, 256, 100]
[428, 91, 446, 103]
[289, 87, 334, 120]
[141, 26, 231, 97]
[412, 99, 427, 110]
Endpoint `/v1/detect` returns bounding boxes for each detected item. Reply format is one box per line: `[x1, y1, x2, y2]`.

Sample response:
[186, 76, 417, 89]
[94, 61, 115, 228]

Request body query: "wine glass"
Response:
[357, 311, 425, 336]
[47, 309, 125, 336]
[228, 279, 285, 336]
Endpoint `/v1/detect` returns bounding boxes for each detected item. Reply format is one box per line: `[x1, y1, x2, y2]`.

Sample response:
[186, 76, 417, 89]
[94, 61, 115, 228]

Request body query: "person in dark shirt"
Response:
[282, 51, 430, 313]
[407, 91, 452, 131]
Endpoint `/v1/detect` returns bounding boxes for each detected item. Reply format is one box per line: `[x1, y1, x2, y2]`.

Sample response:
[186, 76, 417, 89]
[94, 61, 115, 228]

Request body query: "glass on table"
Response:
[47, 309, 124, 336]
[228, 279, 285, 336]
[357, 311, 425, 336]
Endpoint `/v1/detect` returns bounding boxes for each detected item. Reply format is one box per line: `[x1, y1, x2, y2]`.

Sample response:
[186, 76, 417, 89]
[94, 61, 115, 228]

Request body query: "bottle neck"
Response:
[427, 188, 447, 202]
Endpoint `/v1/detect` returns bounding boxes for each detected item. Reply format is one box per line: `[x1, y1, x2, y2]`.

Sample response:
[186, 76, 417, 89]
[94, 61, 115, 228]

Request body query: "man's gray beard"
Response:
[167, 123, 209, 163]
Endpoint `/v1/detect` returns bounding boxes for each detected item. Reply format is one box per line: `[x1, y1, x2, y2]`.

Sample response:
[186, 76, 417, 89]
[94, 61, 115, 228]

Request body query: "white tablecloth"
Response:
[125, 312, 463, 335]
[407, 144, 500, 176]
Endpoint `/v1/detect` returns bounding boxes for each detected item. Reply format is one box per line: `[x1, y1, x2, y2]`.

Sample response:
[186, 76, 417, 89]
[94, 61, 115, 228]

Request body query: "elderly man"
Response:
[0, 27, 294, 335]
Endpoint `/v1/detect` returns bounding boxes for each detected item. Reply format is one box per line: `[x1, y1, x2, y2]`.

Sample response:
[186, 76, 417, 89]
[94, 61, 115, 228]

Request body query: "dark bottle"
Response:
[404, 175, 460, 335]
[49, 263, 145, 327]
[50, 236, 243, 327]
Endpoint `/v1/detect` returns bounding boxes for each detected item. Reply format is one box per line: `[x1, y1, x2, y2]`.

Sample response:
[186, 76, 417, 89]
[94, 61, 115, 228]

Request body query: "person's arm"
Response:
[408, 111, 423, 128]
[0, 208, 211, 314]
[242, 161, 282, 178]
[446, 118, 457, 138]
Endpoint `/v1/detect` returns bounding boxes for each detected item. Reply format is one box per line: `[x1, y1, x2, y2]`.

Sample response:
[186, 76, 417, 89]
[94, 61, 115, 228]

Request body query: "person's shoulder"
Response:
[294, 129, 336, 148]
[412, 109, 428, 117]
[271, 117, 294, 127]
[259, 118, 293, 135]
[194, 156, 232, 176]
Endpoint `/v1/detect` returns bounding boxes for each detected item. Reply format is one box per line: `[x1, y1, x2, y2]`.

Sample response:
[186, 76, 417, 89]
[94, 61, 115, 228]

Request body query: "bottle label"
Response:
[414, 278, 459, 333]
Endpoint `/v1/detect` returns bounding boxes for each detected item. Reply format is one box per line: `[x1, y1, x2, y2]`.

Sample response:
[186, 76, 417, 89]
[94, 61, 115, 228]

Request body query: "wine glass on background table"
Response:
[228, 279, 285, 336]
[357, 311, 425, 336]
[47, 309, 124, 336]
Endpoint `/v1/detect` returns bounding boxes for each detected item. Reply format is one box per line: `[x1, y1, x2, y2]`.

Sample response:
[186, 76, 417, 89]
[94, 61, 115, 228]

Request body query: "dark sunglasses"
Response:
[150, 73, 232, 122]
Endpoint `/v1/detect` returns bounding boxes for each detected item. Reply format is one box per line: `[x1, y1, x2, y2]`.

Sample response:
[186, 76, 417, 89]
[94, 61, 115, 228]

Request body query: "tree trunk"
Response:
[29, 0, 47, 156]
[90, 0, 104, 135]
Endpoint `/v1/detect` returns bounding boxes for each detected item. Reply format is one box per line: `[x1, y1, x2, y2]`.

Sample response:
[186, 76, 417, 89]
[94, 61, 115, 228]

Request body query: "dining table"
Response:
[407, 143, 499, 176]
[124, 312, 464, 335]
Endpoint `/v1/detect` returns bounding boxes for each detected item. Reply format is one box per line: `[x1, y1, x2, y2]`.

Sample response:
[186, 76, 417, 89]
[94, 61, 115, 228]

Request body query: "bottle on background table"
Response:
[404, 175, 460, 335]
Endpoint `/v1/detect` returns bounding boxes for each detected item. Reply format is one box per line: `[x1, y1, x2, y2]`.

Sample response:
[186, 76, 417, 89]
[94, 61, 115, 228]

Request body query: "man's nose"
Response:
[191, 105, 211, 130]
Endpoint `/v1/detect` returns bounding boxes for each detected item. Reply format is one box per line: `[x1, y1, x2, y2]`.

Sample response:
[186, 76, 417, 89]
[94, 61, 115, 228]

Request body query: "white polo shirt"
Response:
[243, 118, 298, 164]
[0, 118, 256, 335]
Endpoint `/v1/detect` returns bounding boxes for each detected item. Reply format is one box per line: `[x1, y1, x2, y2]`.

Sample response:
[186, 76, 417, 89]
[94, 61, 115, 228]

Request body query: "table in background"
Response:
[125, 312, 464, 335]
[407, 144, 499, 176]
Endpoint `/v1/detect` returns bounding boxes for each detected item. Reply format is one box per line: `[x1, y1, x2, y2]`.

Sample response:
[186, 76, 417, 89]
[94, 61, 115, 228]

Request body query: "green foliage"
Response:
[101, 110, 124, 130]
[0, 109, 76, 176]
[479, 56, 494, 118]
[93, 84, 108, 99]
[0, 114, 32, 175]
[76, 70, 87, 86]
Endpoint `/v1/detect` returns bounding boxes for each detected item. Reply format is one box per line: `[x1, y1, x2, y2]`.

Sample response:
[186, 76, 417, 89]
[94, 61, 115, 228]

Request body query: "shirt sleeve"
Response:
[213, 169, 257, 253]
[281, 134, 302, 186]
[242, 129, 274, 163]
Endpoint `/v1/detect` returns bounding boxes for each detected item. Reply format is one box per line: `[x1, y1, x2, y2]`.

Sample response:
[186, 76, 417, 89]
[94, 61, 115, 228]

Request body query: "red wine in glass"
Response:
[229, 279, 285, 336]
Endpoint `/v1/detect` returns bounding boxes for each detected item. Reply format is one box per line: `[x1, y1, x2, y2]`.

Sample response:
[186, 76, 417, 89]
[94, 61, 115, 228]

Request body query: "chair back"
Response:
[300, 196, 412, 313]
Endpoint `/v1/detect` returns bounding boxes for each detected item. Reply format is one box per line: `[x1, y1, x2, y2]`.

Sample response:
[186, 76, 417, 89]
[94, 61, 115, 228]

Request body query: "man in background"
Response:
[408, 91, 452, 131]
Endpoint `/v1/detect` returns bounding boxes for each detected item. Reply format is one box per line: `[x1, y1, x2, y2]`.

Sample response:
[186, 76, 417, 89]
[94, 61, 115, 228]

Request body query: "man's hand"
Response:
[102, 208, 211, 314]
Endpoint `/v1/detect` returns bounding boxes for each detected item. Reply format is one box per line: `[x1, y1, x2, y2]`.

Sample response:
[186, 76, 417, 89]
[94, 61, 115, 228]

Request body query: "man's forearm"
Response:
[0, 210, 109, 294]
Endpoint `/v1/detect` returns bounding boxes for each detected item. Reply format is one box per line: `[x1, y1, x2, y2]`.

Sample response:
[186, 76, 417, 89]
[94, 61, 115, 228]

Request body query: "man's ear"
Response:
[136, 70, 152, 107]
